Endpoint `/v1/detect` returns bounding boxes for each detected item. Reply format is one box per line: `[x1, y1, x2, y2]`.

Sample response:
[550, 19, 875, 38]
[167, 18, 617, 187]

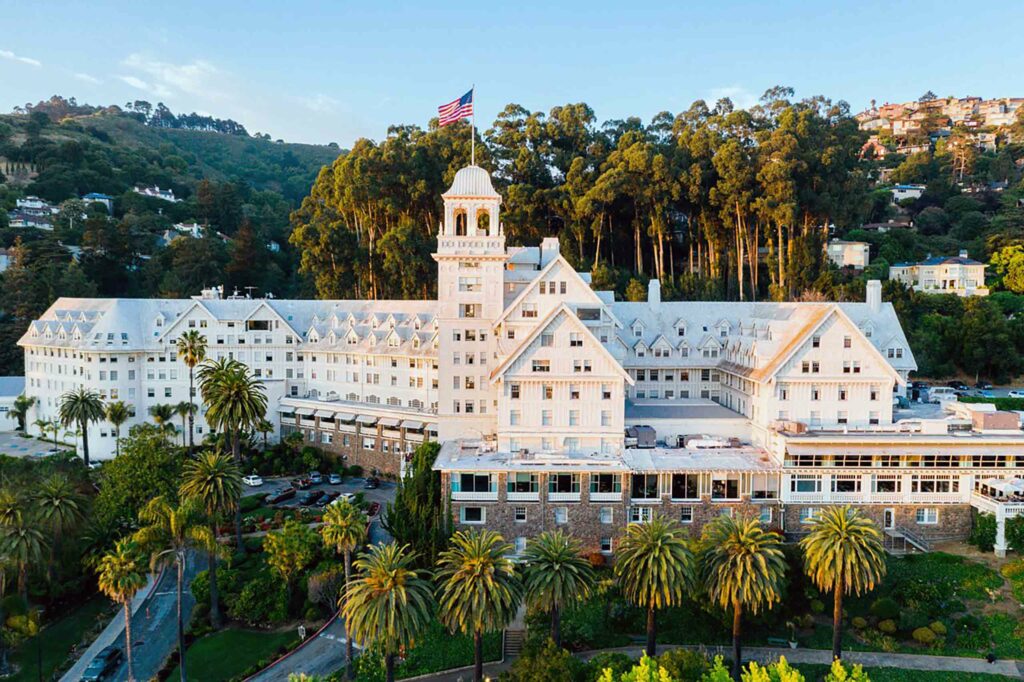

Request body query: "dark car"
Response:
[363, 476, 380, 490]
[291, 477, 312, 490]
[315, 491, 341, 507]
[265, 487, 296, 505]
[947, 380, 969, 390]
[81, 645, 123, 681]
[976, 381, 993, 390]
[910, 381, 929, 390]
[298, 490, 325, 506]
[309, 471, 323, 484]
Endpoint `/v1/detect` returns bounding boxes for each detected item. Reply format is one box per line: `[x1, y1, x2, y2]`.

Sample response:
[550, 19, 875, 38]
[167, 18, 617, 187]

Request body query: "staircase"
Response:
[884, 526, 931, 554]
[503, 629, 526, 657]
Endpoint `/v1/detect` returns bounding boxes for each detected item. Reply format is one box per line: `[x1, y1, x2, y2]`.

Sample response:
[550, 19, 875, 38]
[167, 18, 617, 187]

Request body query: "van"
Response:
[928, 387, 958, 403]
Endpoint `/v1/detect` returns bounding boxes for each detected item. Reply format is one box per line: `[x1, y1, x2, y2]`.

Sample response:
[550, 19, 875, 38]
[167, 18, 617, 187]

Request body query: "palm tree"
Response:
[343, 542, 434, 682]
[701, 514, 787, 681]
[180, 451, 241, 630]
[436, 530, 523, 682]
[32, 419, 49, 443]
[34, 473, 86, 582]
[174, 402, 194, 448]
[1, 516, 48, 601]
[134, 496, 217, 682]
[521, 530, 595, 648]
[320, 501, 367, 680]
[0, 490, 21, 597]
[614, 515, 695, 657]
[58, 387, 105, 467]
[97, 538, 148, 682]
[198, 358, 267, 549]
[801, 506, 887, 661]
[10, 395, 35, 432]
[106, 401, 130, 456]
[176, 330, 207, 451]
[149, 403, 176, 438]
[256, 418, 274, 450]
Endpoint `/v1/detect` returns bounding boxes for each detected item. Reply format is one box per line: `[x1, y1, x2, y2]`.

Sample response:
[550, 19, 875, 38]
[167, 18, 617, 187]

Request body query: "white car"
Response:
[1009, 391, 1024, 399]
[330, 493, 356, 506]
[242, 474, 264, 487]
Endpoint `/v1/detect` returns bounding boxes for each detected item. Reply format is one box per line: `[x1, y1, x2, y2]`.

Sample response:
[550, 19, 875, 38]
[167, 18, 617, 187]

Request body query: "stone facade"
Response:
[782, 504, 974, 543]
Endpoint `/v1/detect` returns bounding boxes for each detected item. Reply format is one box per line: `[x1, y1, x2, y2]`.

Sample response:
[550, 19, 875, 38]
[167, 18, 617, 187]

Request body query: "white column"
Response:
[995, 508, 1008, 558]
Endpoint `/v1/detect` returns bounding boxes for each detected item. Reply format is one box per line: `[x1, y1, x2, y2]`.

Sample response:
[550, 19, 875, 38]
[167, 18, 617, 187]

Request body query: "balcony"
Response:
[452, 491, 498, 502]
[590, 491, 623, 502]
[507, 491, 540, 502]
[548, 492, 581, 503]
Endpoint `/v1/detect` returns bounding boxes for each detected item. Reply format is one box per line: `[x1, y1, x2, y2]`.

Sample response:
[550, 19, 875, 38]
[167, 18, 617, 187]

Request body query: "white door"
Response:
[883, 508, 895, 530]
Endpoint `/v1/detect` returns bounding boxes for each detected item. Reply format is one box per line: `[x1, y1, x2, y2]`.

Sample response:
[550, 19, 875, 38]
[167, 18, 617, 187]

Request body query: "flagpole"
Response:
[470, 84, 476, 166]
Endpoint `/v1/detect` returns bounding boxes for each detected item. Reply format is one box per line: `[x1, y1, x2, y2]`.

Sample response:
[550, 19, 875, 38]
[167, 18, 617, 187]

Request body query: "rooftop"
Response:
[625, 400, 745, 422]
[0, 377, 25, 397]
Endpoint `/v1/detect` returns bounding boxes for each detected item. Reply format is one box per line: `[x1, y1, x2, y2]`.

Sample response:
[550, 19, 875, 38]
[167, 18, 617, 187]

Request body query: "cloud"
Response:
[74, 72, 102, 85]
[296, 94, 340, 113]
[0, 49, 41, 67]
[122, 53, 221, 98]
[708, 86, 758, 110]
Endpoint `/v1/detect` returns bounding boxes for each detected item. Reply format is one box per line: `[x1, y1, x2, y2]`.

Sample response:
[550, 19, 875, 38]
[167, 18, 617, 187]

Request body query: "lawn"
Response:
[794, 663, 1016, 682]
[167, 628, 300, 682]
[8, 596, 110, 682]
[348, 622, 502, 681]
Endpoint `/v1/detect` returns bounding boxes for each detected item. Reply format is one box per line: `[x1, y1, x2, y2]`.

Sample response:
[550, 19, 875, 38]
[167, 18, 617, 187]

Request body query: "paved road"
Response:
[0, 432, 70, 458]
[247, 616, 353, 681]
[410, 644, 1024, 682]
[60, 555, 203, 682]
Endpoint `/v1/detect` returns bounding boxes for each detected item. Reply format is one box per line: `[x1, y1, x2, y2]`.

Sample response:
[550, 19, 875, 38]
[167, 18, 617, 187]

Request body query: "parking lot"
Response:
[0, 432, 68, 458]
[242, 473, 397, 520]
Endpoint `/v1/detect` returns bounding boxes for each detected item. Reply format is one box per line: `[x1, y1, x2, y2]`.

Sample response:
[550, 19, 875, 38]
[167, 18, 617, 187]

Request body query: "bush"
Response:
[929, 621, 947, 636]
[191, 570, 210, 604]
[500, 639, 585, 682]
[307, 567, 345, 610]
[587, 552, 606, 568]
[970, 512, 997, 552]
[1001, 560, 1024, 581]
[226, 570, 289, 626]
[583, 653, 633, 682]
[851, 616, 868, 630]
[912, 626, 937, 644]
[304, 606, 320, 622]
[800, 614, 814, 629]
[878, 619, 897, 634]
[810, 599, 825, 614]
[347, 465, 364, 477]
[869, 596, 900, 621]
[656, 648, 709, 681]
[240, 494, 263, 513]
[899, 609, 929, 632]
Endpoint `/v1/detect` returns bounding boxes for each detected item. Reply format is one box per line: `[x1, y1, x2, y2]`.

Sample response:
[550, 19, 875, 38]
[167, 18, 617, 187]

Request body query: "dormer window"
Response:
[155, 317, 163, 327]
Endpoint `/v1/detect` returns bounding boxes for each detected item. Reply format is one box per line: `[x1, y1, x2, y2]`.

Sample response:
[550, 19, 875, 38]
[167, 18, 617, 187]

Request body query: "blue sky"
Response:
[1, 0, 1021, 146]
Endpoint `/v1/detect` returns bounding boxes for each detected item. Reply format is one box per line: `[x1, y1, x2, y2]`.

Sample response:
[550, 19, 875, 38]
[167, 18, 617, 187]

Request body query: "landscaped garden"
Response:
[167, 627, 300, 682]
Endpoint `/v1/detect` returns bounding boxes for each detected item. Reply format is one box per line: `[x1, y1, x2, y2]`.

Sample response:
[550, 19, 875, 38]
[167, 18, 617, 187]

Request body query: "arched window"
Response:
[454, 210, 468, 236]
[476, 208, 491, 235]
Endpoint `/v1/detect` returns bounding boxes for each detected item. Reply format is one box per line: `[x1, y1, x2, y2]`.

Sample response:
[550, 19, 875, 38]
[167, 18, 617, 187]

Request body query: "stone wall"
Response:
[782, 504, 974, 542]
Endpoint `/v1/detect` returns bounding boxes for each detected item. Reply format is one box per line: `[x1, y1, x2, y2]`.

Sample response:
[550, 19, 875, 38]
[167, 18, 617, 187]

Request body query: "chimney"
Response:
[959, 249, 969, 259]
[866, 280, 881, 313]
[540, 237, 560, 267]
[648, 279, 661, 308]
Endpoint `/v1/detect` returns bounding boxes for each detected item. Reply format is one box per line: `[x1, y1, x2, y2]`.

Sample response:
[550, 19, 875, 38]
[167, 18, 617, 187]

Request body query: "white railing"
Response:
[452, 491, 498, 502]
[548, 492, 581, 503]
[590, 492, 622, 502]
[868, 492, 904, 504]
[507, 491, 540, 502]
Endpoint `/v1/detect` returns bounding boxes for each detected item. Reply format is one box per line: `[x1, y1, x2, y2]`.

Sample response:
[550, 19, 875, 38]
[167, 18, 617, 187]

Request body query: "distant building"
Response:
[890, 251, 988, 296]
[860, 217, 913, 233]
[0, 377, 25, 432]
[8, 195, 58, 230]
[890, 184, 926, 203]
[173, 222, 205, 238]
[827, 240, 871, 270]
[134, 185, 179, 203]
[0, 248, 10, 273]
[15, 196, 55, 212]
[82, 193, 114, 214]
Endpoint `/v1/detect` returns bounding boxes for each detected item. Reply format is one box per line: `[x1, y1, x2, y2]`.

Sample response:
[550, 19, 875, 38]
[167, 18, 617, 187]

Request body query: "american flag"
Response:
[438, 89, 473, 126]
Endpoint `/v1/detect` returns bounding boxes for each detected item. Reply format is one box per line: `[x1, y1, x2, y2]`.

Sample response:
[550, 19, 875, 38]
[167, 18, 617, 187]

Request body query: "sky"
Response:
[1, 0, 1022, 147]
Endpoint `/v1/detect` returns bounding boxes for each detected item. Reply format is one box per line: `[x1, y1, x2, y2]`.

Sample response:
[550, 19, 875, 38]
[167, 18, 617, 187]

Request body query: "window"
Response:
[870, 385, 879, 401]
[569, 332, 583, 347]
[509, 410, 521, 426]
[679, 506, 694, 523]
[554, 507, 568, 524]
[570, 384, 580, 400]
[916, 508, 938, 525]
[507, 474, 538, 496]
[549, 473, 580, 494]
[812, 335, 820, 348]
[522, 303, 538, 319]
[799, 507, 819, 524]
[629, 506, 653, 524]
[630, 474, 659, 500]
[541, 333, 554, 347]
[514, 537, 527, 554]
[600, 537, 613, 554]
[601, 411, 610, 427]
[590, 474, 621, 494]
[510, 383, 520, 399]
[843, 335, 852, 349]
[791, 475, 821, 493]
[532, 360, 551, 373]
[711, 476, 740, 500]
[542, 410, 552, 426]
[872, 476, 901, 493]
[457, 473, 494, 493]
[514, 506, 527, 523]
[811, 386, 820, 401]
[460, 507, 485, 524]
[838, 386, 848, 401]
[671, 473, 699, 500]
[831, 476, 861, 493]
[569, 410, 579, 426]
[599, 507, 614, 524]
[759, 507, 773, 524]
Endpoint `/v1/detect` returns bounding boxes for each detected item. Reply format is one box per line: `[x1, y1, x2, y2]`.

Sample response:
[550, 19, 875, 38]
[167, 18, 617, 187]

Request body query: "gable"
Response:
[496, 255, 619, 327]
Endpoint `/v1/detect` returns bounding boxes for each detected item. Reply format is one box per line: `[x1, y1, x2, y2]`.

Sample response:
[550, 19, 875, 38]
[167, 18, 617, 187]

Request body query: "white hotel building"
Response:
[19, 166, 1024, 555]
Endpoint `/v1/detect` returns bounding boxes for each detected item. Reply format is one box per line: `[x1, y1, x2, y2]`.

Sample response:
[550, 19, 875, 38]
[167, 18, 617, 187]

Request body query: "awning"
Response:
[379, 417, 401, 428]
[356, 415, 378, 426]
[786, 442, 1024, 457]
[276, 405, 296, 414]
[984, 478, 1024, 494]
[401, 420, 424, 431]
[295, 407, 315, 417]
[335, 412, 356, 422]
[314, 410, 335, 419]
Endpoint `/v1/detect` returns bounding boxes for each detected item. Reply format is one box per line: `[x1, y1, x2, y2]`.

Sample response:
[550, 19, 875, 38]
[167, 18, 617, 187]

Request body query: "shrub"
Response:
[307, 567, 345, 610]
[583, 653, 634, 682]
[588, 552, 606, 568]
[1001, 560, 1024, 581]
[500, 639, 585, 681]
[869, 597, 900, 621]
[970, 512, 997, 552]
[929, 621, 947, 636]
[226, 570, 289, 626]
[800, 614, 815, 629]
[304, 606, 320, 622]
[240, 494, 263, 513]
[190, 569, 210, 604]
[656, 648, 709, 681]
[912, 627, 937, 645]
[899, 609, 929, 632]
[878, 619, 897, 634]
[851, 616, 868, 630]
[810, 599, 825, 614]
[347, 465, 364, 477]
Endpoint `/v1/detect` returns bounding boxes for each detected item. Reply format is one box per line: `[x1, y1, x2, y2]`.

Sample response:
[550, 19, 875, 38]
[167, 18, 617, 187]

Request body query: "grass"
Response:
[8, 596, 110, 682]
[167, 628, 300, 682]
[794, 663, 1017, 681]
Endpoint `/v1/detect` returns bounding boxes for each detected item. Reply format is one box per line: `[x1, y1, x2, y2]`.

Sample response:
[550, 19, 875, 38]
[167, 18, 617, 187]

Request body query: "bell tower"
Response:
[434, 166, 507, 442]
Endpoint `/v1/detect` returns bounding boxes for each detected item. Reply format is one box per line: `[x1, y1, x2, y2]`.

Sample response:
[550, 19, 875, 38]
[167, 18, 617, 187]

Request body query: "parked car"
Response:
[976, 381, 993, 390]
[309, 471, 323, 484]
[893, 395, 911, 409]
[242, 474, 264, 487]
[929, 386, 959, 403]
[367, 501, 381, 517]
[298, 490, 324, 506]
[328, 472, 343, 485]
[1009, 390, 1024, 399]
[330, 492, 356, 506]
[81, 645, 123, 682]
[265, 487, 296, 505]
[291, 477, 312, 490]
[910, 380, 930, 390]
[363, 476, 380, 490]
[315, 491, 341, 507]
[946, 380, 969, 391]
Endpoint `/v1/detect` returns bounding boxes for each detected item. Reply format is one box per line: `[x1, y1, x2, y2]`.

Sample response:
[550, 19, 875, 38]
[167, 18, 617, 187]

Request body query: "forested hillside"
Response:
[0, 97, 342, 374]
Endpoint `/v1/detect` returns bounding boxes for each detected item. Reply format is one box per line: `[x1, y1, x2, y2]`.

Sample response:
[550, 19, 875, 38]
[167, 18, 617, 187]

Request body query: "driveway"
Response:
[0, 432, 67, 458]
